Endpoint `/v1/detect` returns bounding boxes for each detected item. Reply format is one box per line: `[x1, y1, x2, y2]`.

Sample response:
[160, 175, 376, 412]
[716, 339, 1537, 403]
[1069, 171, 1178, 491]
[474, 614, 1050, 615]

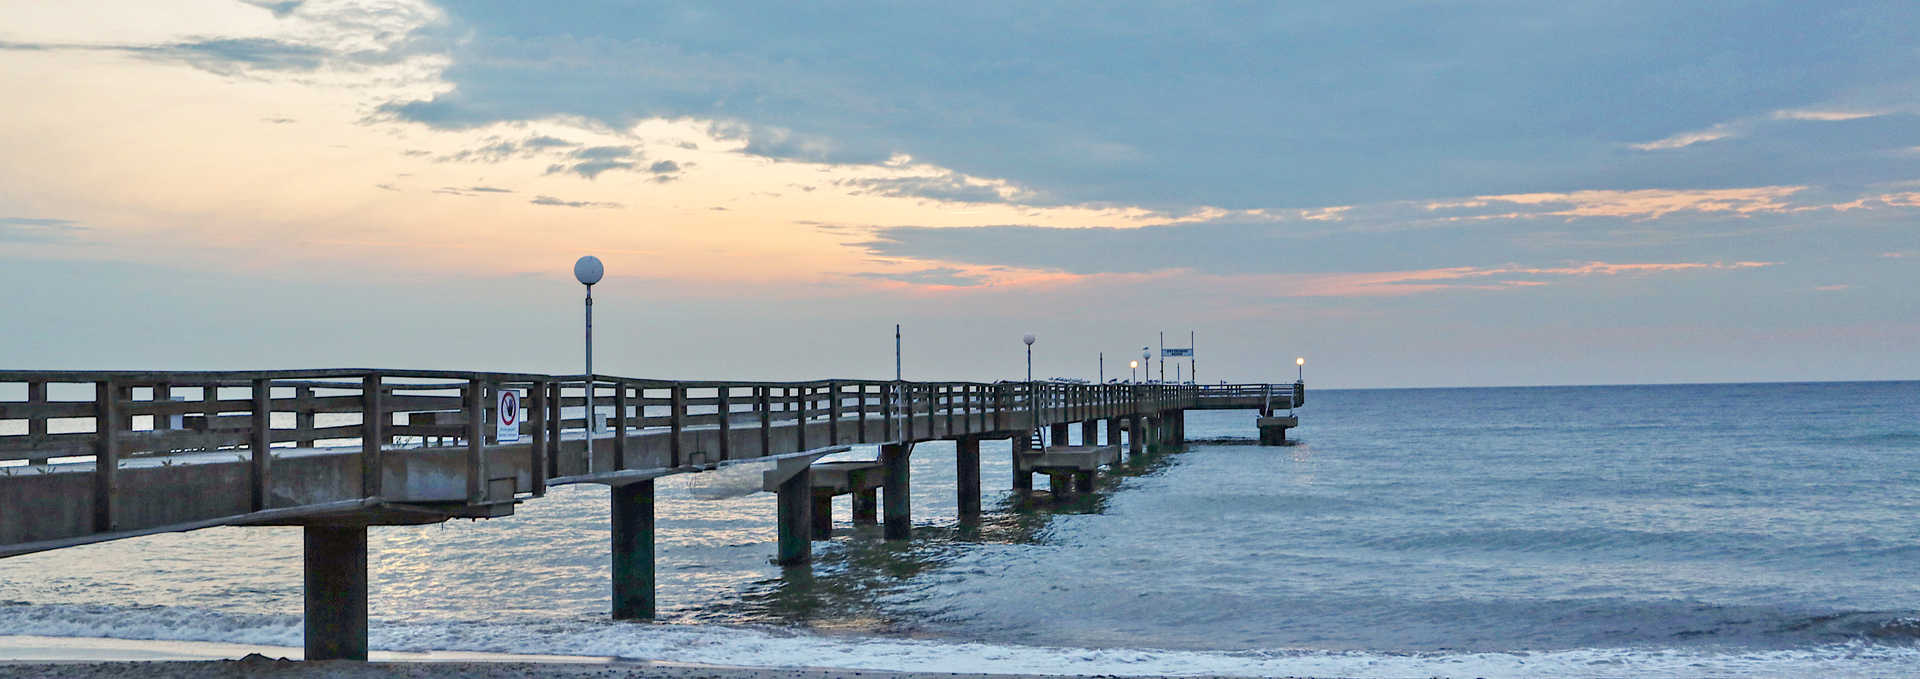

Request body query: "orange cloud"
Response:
[1262, 261, 1777, 297]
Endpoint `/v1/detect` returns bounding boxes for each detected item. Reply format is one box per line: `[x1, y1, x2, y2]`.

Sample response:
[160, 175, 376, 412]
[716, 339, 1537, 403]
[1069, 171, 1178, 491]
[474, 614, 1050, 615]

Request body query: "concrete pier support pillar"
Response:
[882, 443, 912, 540]
[1074, 470, 1095, 494]
[1106, 418, 1124, 447]
[1147, 415, 1164, 450]
[852, 489, 879, 524]
[1050, 422, 1069, 448]
[611, 480, 656, 620]
[955, 437, 981, 526]
[1128, 414, 1145, 461]
[812, 493, 834, 539]
[304, 525, 368, 661]
[1081, 420, 1098, 448]
[1049, 472, 1072, 498]
[1012, 435, 1033, 495]
[1173, 410, 1186, 444]
[776, 466, 814, 565]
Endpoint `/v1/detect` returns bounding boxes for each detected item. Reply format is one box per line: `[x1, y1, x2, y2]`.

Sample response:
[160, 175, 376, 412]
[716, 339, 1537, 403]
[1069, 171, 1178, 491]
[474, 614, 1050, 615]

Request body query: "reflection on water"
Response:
[697, 440, 1191, 633]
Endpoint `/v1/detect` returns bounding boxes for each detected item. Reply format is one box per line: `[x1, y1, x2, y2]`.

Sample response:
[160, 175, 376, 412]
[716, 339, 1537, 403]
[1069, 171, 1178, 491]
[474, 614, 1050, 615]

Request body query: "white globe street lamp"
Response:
[575, 256, 603, 460]
[1023, 333, 1036, 383]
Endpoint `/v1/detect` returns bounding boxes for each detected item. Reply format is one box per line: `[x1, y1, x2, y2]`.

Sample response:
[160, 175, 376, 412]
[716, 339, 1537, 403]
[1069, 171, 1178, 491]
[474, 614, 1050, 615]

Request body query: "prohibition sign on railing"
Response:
[497, 389, 521, 442]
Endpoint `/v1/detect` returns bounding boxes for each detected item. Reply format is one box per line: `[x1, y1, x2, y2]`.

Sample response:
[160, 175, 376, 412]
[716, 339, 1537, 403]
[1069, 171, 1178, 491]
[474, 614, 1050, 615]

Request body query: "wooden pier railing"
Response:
[0, 368, 1298, 660]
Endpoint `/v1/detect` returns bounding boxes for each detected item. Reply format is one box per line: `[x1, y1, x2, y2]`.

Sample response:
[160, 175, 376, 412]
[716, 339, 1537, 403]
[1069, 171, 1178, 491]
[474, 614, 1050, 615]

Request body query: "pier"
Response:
[0, 370, 1300, 660]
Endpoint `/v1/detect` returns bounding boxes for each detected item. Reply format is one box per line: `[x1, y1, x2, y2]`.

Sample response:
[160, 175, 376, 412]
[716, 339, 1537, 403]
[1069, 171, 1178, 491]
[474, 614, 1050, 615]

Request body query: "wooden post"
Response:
[296, 386, 315, 448]
[956, 437, 981, 526]
[776, 465, 813, 565]
[880, 383, 893, 441]
[92, 380, 119, 533]
[669, 385, 686, 467]
[465, 379, 486, 503]
[758, 386, 771, 455]
[611, 480, 656, 619]
[244, 380, 274, 512]
[791, 386, 806, 451]
[361, 374, 383, 498]
[827, 381, 840, 445]
[25, 381, 47, 466]
[856, 383, 868, 443]
[882, 443, 911, 540]
[716, 386, 730, 462]
[531, 380, 549, 495]
[943, 385, 954, 438]
[304, 525, 368, 661]
[611, 383, 627, 470]
[546, 382, 563, 479]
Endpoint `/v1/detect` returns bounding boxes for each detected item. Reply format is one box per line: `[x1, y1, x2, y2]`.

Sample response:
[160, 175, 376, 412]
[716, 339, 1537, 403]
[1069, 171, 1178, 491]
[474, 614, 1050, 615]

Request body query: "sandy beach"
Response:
[0, 658, 1312, 679]
[0, 638, 1321, 679]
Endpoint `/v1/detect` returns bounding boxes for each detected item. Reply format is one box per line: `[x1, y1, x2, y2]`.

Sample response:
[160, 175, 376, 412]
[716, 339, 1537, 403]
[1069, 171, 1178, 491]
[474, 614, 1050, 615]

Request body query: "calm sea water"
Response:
[4, 381, 1920, 677]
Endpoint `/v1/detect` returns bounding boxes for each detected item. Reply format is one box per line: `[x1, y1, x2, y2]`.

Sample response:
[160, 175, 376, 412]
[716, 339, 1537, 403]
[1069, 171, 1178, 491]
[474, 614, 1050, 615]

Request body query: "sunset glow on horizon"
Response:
[4, 0, 1916, 387]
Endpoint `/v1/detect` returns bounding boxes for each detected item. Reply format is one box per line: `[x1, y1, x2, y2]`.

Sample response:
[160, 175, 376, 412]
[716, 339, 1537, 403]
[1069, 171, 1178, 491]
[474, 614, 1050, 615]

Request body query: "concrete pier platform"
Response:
[1019, 444, 1120, 498]
[1024, 444, 1121, 470]
[1257, 416, 1298, 445]
[806, 460, 883, 538]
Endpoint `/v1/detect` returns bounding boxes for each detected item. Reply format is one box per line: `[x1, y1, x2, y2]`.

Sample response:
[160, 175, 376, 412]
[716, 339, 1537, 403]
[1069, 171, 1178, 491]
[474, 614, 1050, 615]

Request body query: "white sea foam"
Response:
[6, 605, 1920, 678]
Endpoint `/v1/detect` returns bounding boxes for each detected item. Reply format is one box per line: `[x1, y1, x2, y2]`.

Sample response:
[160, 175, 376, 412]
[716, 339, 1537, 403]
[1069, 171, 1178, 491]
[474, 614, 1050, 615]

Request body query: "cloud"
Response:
[838, 171, 1031, 204]
[440, 135, 582, 163]
[433, 186, 514, 195]
[854, 185, 1920, 279]
[852, 267, 990, 288]
[135, 38, 330, 75]
[540, 145, 661, 179]
[375, 1, 1920, 209]
[545, 160, 635, 179]
[1273, 261, 1777, 298]
[1630, 127, 1736, 151]
[0, 217, 83, 243]
[240, 0, 308, 19]
[530, 195, 624, 208]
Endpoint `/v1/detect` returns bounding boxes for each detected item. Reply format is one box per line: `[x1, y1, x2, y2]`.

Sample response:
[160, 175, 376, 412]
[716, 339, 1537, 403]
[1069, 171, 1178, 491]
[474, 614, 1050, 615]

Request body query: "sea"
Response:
[3, 381, 1919, 678]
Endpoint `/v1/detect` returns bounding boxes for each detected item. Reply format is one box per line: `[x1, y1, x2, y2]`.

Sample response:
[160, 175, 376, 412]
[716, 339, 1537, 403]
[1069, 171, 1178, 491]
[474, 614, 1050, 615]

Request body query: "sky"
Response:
[1, 0, 1916, 388]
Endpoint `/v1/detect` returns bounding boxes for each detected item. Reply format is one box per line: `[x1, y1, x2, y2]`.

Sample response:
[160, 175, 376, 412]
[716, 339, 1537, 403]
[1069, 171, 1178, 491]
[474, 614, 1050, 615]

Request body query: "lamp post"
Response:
[575, 256, 603, 461]
[1023, 333, 1035, 382]
[1292, 357, 1305, 416]
[1141, 348, 1150, 383]
[1130, 360, 1138, 383]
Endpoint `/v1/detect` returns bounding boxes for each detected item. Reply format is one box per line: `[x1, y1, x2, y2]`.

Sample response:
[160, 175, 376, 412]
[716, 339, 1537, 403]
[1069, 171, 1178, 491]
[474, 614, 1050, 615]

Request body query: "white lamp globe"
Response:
[1023, 333, 1035, 346]
[574, 256, 604, 286]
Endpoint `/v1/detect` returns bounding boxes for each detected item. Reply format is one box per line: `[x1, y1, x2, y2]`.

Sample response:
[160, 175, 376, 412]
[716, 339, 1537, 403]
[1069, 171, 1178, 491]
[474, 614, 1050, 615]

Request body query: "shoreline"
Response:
[0, 660, 1290, 679]
[0, 637, 1286, 679]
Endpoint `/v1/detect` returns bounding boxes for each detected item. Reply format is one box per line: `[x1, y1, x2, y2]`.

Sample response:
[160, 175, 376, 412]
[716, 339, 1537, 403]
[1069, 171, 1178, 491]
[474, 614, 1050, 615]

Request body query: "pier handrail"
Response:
[1, 369, 1287, 556]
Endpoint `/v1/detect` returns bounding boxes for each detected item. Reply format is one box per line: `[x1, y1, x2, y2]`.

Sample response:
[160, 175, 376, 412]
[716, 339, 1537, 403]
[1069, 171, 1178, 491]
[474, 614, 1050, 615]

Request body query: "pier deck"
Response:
[0, 370, 1300, 660]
